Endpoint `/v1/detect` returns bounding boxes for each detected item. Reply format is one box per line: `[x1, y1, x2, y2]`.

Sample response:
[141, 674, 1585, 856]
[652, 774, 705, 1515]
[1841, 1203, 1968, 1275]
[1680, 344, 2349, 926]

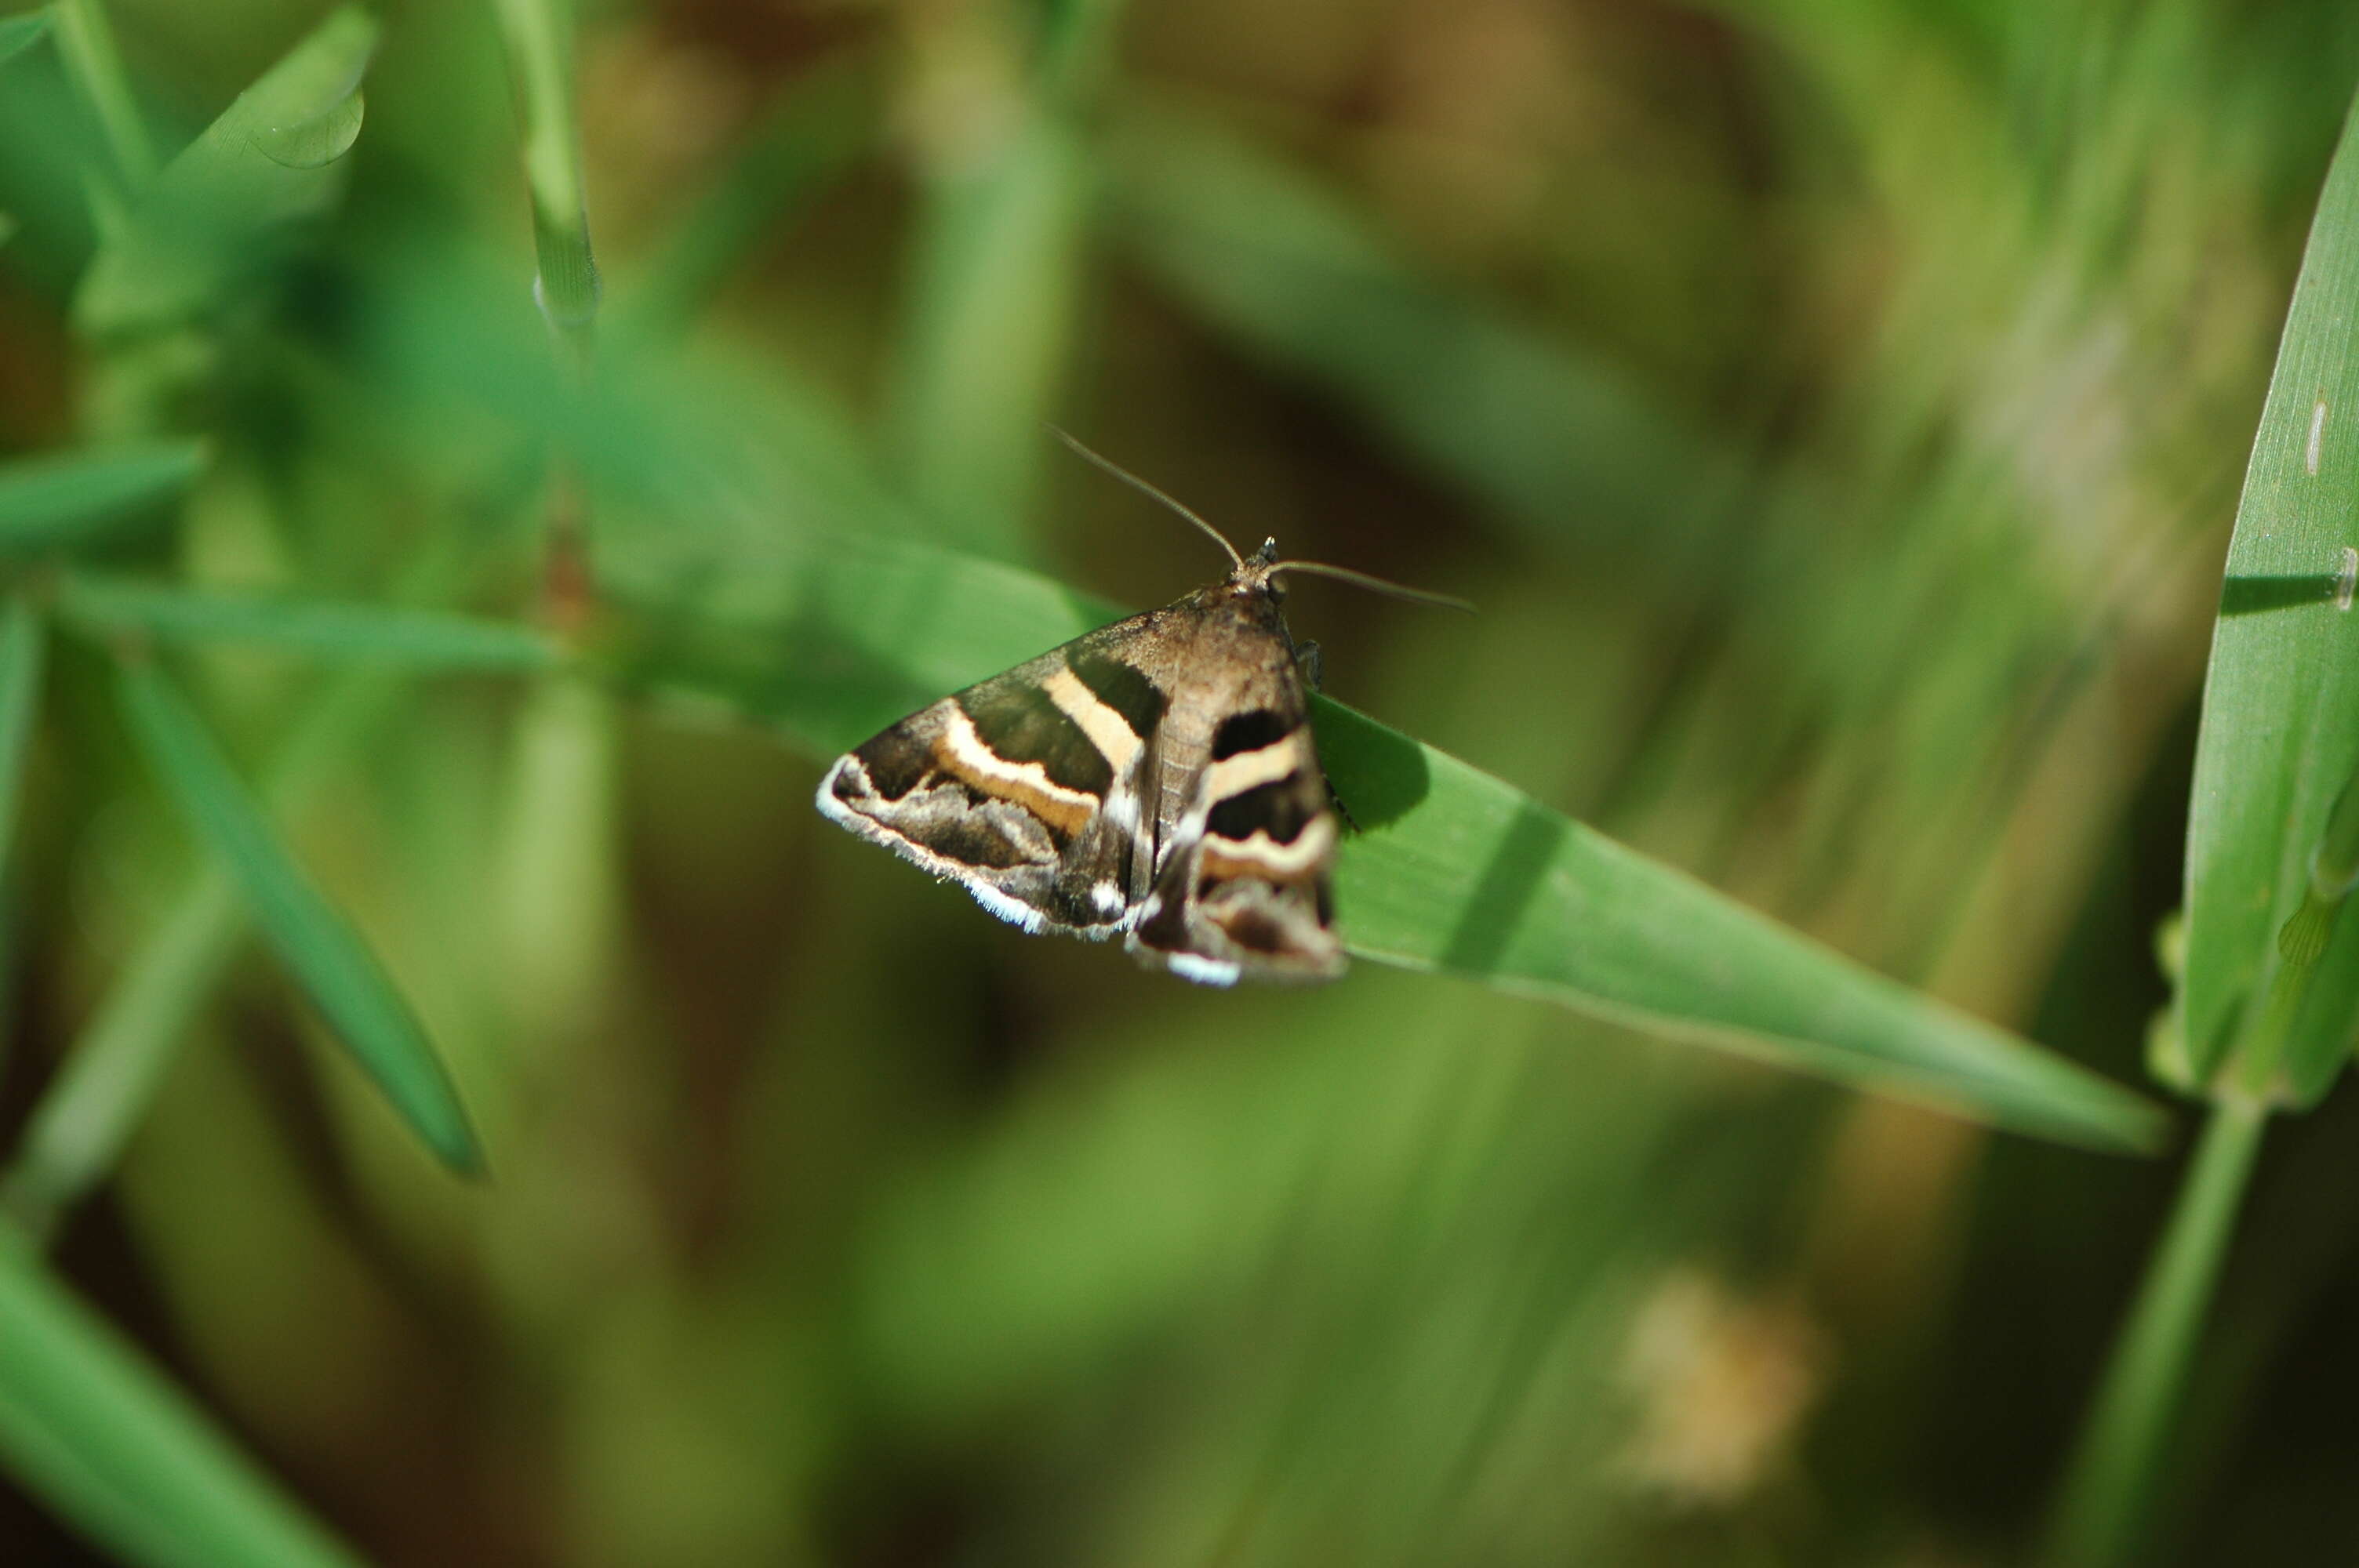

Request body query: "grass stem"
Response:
[2043, 1094, 2268, 1568]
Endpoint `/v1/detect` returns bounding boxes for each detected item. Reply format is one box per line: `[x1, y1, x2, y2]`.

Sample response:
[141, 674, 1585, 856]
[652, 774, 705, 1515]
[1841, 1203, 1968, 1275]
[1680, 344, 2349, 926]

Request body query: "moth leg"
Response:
[1324, 771, 1360, 834]
[1288, 642, 1357, 830]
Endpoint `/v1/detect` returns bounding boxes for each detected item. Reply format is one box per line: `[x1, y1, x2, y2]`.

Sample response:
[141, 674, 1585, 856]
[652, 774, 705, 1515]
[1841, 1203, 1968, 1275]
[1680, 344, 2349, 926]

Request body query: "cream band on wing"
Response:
[1043, 666, 1144, 772]
[931, 705, 1100, 836]
[1200, 815, 1336, 882]
[1202, 735, 1310, 804]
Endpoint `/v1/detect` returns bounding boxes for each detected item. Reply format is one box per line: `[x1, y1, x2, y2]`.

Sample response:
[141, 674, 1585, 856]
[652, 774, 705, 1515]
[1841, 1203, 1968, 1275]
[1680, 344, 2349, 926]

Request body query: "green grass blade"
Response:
[73, 6, 376, 336]
[0, 441, 205, 552]
[1103, 103, 1747, 557]
[49, 0, 153, 193]
[602, 522, 2165, 1152]
[2043, 1097, 2268, 1568]
[57, 572, 560, 672]
[4, 554, 460, 1236]
[1315, 699, 2163, 1150]
[0, 597, 47, 887]
[489, 0, 598, 348]
[113, 657, 481, 1174]
[2179, 92, 2359, 1103]
[0, 12, 50, 66]
[0, 1222, 362, 1568]
[2, 873, 242, 1238]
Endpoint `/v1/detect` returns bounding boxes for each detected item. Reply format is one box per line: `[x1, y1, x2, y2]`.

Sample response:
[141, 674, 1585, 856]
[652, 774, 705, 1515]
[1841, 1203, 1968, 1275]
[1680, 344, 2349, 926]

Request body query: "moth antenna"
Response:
[1268, 561, 1476, 613]
[1047, 426, 1245, 570]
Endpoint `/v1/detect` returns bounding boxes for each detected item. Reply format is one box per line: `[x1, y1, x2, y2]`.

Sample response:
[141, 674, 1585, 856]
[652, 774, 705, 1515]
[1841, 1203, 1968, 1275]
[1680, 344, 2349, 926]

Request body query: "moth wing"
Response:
[1125, 674, 1345, 986]
[816, 614, 1169, 936]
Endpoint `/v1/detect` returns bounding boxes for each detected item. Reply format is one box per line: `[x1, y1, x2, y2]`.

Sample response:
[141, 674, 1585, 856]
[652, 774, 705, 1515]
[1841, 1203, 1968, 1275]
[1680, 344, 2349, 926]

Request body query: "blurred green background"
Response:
[4, 0, 2359, 1563]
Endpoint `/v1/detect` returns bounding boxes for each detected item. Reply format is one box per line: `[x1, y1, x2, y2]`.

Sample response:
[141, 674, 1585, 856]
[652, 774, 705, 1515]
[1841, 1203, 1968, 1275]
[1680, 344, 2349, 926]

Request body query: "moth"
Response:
[816, 436, 1463, 985]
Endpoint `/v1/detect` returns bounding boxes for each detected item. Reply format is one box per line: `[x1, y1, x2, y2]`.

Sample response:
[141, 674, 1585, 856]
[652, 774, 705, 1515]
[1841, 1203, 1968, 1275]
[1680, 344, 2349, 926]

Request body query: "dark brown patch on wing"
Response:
[1207, 774, 1316, 844]
[1211, 709, 1291, 760]
[852, 722, 936, 801]
[1068, 645, 1166, 742]
[958, 683, 1113, 798]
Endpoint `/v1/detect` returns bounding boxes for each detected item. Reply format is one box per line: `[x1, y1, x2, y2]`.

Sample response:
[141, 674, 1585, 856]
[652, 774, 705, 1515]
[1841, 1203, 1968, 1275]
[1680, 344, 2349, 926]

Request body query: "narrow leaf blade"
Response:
[74, 7, 377, 335]
[0, 441, 206, 553]
[0, 13, 49, 66]
[603, 522, 2165, 1152]
[113, 658, 481, 1173]
[2181, 96, 2359, 1100]
[0, 1225, 364, 1568]
[1314, 700, 2164, 1150]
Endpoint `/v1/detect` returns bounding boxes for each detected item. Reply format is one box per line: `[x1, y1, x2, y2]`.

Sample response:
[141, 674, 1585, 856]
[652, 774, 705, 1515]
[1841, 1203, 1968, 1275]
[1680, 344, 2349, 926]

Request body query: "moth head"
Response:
[1234, 537, 1286, 600]
[1049, 427, 1475, 615]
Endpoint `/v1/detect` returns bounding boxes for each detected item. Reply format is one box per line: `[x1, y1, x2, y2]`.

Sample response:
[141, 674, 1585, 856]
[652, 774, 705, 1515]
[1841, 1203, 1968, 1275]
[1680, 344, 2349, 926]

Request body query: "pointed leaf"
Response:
[603, 521, 2165, 1152]
[0, 441, 205, 553]
[0, 13, 49, 66]
[2181, 96, 2359, 1103]
[0, 1224, 363, 1568]
[75, 7, 376, 336]
[114, 657, 481, 1174]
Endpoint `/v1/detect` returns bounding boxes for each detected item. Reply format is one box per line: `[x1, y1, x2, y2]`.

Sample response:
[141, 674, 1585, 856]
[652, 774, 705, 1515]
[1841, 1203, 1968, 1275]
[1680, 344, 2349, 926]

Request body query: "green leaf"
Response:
[1315, 699, 2163, 1149]
[0, 13, 47, 67]
[73, 6, 377, 336]
[602, 520, 2165, 1152]
[57, 572, 560, 672]
[1, 874, 243, 1237]
[2179, 95, 2359, 1105]
[0, 441, 206, 553]
[114, 656, 481, 1174]
[489, 0, 598, 337]
[2043, 1097, 2269, 1568]
[0, 1223, 363, 1568]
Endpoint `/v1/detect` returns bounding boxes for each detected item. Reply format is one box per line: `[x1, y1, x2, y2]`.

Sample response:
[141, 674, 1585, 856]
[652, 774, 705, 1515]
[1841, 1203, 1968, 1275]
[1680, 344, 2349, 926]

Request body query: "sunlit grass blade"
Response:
[1103, 103, 1746, 557]
[57, 572, 559, 672]
[2178, 93, 2359, 1105]
[73, 6, 376, 336]
[489, 0, 598, 350]
[114, 657, 480, 1174]
[601, 521, 2164, 1152]
[0, 12, 49, 67]
[0, 441, 205, 552]
[49, 0, 152, 194]
[0, 1222, 362, 1568]
[1314, 699, 2164, 1150]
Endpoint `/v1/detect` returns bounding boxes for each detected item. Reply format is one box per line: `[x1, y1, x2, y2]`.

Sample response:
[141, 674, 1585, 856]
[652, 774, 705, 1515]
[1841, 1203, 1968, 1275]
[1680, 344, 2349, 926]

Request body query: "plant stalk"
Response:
[2043, 1094, 2268, 1568]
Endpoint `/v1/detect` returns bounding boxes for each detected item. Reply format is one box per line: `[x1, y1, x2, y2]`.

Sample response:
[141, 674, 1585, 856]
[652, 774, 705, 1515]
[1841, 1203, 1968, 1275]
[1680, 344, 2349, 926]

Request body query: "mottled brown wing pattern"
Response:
[815, 574, 1346, 985]
[816, 618, 1167, 938]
